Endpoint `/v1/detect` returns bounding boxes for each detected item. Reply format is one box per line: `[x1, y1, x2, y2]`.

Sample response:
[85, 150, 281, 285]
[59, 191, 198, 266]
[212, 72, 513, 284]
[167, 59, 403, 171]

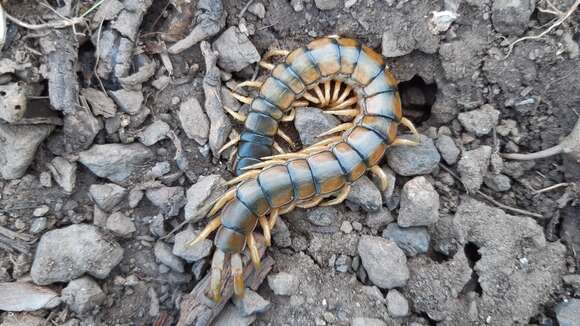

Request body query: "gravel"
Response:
[0, 124, 54, 179]
[267, 272, 299, 296]
[555, 299, 580, 326]
[106, 212, 136, 237]
[109, 89, 143, 115]
[89, 183, 127, 212]
[138, 120, 170, 146]
[172, 227, 213, 262]
[314, 0, 339, 10]
[492, 0, 535, 36]
[382, 224, 430, 257]
[398, 176, 440, 227]
[31, 224, 124, 285]
[357, 235, 409, 289]
[386, 134, 441, 176]
[457, 104, 500, 136]
[351, 317, 387, 326]
[179, 97, 210, 145]
[483, 173, 512, 192]
[294, 107, 340, 146]
[306, 206, 337, 226]
[212, 26, 260, 72]
[233, 288, 272, 316]
[386, 289, 410, 318]
[184, 174, 227, 222]
[435, 135, 460, 165]
[154, 241, 185, 273]
[457, 145, 492, 192]
[145, 186, 186, 217]
[346, 176, 383, 212]
[61, 276, 106, 315]
[365, 207, 395, 229]
[46, 157, 77, 193]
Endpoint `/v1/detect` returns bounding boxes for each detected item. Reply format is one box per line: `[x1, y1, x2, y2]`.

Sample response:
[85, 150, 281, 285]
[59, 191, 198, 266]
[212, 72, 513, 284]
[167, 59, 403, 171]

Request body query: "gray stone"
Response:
[358, 235, 409, 289]
[81, 88, 117, 118]
[435, 135, 460, 165]
[60, 107, 103, 152]
[563, 274, 580, 292]
[430, 214, 461, 257]
[398, 177, 440, 227]
[335, 254, 351, 273]
[314, 0, 338, 10]
[109, 89, 143, 115]
[172, 227, 212, 262]
[386, 135, 441, 176]
[377, 166, 397, 199]
[30, 218, 47, 234]
[306, 206, 337, 226]
[212, 27, 260, 72]
[0, 82, 27, 123]
[291, 0, 304, 11]
[382, 224, 430, 257]
[346, 176, 382, 212]
[556, 299, 580, 326]
[61, 276, 106, 315]
[365, 207, 395, 229]
[40, 171, 52, 187]
[483, 174, 512, 192]
[386, 289, 410, 318]
[154, 241, 185, 273]
[492, 0, 535, 36]
[46, 157, 77, 193]
[89, 183, 127, 212]
[0, 282, 61, 311]
[148, 161, 171, 178]
[106, 212, 136, 237]
[185, 175, 227, 222]
[248, 2, 266, 18]
[457, 145, 492, 192]
[33, 206, 50, 217]
[458, 105, 500, 136]
[213, 303, 256, 326]
[351, 317, 387, 326]
[272, 218, 291, 248]
[0, 124, 54, 179]
[179, 97, 209, 145]
[138, 120, 170, 146]
[267, 272, 299, 296]
[146, 186, 186, 217]
[79, 143, 154, 184]
[340, 221, 353, 234]
[128, 189, 144, 208]
[294, 107, 340, 146]
[233, 288, 271, 316]
[31, 224, 124, 284]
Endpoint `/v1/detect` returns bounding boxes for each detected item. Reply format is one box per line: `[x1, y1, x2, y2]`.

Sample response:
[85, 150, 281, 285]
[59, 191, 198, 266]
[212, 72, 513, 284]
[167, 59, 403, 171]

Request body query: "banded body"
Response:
[191, 36, 417, 301]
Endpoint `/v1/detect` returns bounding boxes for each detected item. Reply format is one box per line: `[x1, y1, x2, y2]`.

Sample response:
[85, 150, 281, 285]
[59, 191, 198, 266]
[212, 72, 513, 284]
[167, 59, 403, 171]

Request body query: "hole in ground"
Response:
[460, 242, 483, 296]
[398, 75, 437, 125]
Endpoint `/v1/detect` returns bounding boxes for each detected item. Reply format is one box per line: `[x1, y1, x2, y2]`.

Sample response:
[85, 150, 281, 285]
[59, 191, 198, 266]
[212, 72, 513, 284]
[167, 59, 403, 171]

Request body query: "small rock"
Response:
[79, 143, 154, 184]
[109, 89, 143, 115]
[563, 274, 580, 292]
[294, 107, 340, 146]
[435, 135, 460, 165]
[346, 176, 382, 212]
[152, 75, 170, 90]
[46, 157, 77, 193]
[0, 124, 54, 179]
[128, 189, 144, 208]
[179, 97, 209, 145]
[30, 218, 47, 234]
[428, 10, 457, 34]
[89, 183, 127, 212]
[39, 172, 52, 187]
[33, 206, 50, 217]
[147, 161, 171, 178]
[267, 272, 299, 296]
[483, 174, 512, 192]
[0, 282, 60, 311]
[272, 218, 292, 248]
[213, 27, 260, 72]
[351, 317, 387, 326]
[234, 288, 271, 316]
[555, 299, 580, 326]
[492, 0, 535, 36]
[352, 221, 363, 231]
[340, 221, 353, 234]
[81, 88, 117, 118]
[344, 0, 358, 8]
[173, 227, 212, 262]
[106, 212, 136, 237]
[213, 303, 256, 326]
[398, 177, 440, 227]
[291, 0, 304, 11]
[386, 289, 410, 318]
[386, 135, 441, 176]
[248, 2, 266, 18]
[61, 276, 106, 315]
[154, 241, 185, 273]
[382, 224, 430, 257]
[138, 120, 170, 146]
[0, 82, 27, 123]
[458, 105, 500, 136]
[31, 224, 124, 284]
[335, 254, 351, 273]
[314, 0, 338, 10]
[306, 206, 337, 226]
[185, 175, 227, 222]
[146, 186, 186, 217]
[365, 207, 395, 229]
[358, 235, 409, 289]
[457, 145, 492, 192]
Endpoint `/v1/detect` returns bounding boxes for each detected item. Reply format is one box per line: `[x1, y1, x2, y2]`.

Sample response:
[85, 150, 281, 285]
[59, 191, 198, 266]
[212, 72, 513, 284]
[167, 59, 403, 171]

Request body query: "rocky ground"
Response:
[0, 0, 580, 325]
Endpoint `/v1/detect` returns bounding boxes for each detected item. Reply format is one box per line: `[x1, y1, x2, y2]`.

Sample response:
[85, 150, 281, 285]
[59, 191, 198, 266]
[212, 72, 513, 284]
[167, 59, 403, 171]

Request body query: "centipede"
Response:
[189, 36, 419, 301]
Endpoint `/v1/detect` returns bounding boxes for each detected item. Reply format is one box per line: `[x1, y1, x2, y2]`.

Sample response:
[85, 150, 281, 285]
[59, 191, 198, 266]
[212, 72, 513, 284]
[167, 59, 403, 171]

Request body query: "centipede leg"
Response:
[225, 170, 261, 186]
[324, 80, 332, 105]
[329, 96, 358, 110]
[336, 85, 352, 104]
[292, 100, 310, 107]
[231, 253, 245, 297]
[370, 165, 389, 191]
[391, 138, 419, 147]
[268, 208, 280, 229]
[281, 109, 296, 122]
[277, 129, 296, 148]
[261, 49, 290, 62]
[297, 196, 323, 209]
[235, 80, 263, 89]
[331, 80, 342, 103]
[218, 132, 241, 155]
[313, 84, 326, 106]
[242, 160, 286, 171]
[230, 91, 254, 104]
[401, 117, 420, 143]
[208, 188, 237, 217]
[259, 62, 275, 70]
[308, 135, 342, 148]
[224, 106, 246, 122]
[320, 184, 351, 207]
[209, 249, 226, 302]
[273, 142, 285, 154]
[258, 216, 271, 246]
[302, 91, 321, 104]
[187, 217, 222, 246]
[279, 203, 296, 215]
[262, 152, 309, 160]
[246, 232, 261, 268]
[317, 122, 354, 138]
[324, 108, 359, 117]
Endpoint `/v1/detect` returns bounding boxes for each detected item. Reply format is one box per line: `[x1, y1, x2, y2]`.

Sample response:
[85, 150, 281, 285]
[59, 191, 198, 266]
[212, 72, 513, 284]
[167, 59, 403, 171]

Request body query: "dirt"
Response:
[0, 0, 579, 325]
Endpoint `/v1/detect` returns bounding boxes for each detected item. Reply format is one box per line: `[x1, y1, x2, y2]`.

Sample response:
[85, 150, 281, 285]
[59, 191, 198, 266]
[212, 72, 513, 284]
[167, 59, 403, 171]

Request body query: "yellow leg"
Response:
[303, 91, 320, 104]
[247, 233, 261, 269]
[279, 203, 296, 215]
[261, 152, 309, 160]
[225, 170, 261, 186]
[400, 117, 420, 143]
[331, 80, 342, 103]
[268, 208, 280, 229]
[259, 216, 271, 246]
[320, 184, 351, 206]
[242, 160, 286, 171]
[208, 188, 236, 217]
[273, 142, 285, 154]
[230, 91, 253, 104]
[224, 106, 246, 122]
[218, 132, 241, 155]
[317, 122, 354, 138]
[292, 100, 310, 107]
[297, 196, 323, 209]
[324, 109, 359, 117]
[391, 137, 419, 147]
[300, 145, 328, 154]
[262, 49, 290, 61]
[313, 84, 326, 106]
[277, 129, 296, 148]
[187, 217, 222, 246]
[370, 165, 389, 192]
[336, 85, 352, 104]
[235, 80, 263, 89]
[209, 249, 225, 302]
[330, 96, 358, 110]
[323, 80, 331, 105]
[309, 135, 342, 148]
[281, 109, 296, 122]
[259, 62, 275, 70]
[231, 253, 245, 297]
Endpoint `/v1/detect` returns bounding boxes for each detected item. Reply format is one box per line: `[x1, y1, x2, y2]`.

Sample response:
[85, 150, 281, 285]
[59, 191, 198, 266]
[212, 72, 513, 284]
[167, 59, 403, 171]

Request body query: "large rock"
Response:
[358, 235, 409, 289]
[492, 0, 535, 36]
[31, 224, 124, 285]
[457, 145, 491, 192]
[0, 124, 54, 179]
[398, 176, 440, 227]
[61, 276, 106, 315]
[294, 107, 340, 146]
[79, 143, 154, 184]
[212, 27, 260, 72]
[179, 97, 209, 145]
[386, 134, 440, 176]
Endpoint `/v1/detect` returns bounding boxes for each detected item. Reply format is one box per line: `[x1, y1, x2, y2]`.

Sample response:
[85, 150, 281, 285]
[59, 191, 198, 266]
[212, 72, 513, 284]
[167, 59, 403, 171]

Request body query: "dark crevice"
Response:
[460, 242, 483, 296]
[399, 75, 437, 124]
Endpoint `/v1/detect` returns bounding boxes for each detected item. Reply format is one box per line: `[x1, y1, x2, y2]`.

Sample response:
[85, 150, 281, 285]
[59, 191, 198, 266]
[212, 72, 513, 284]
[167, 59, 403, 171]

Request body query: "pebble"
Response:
[185, 175, 227, 223]
[79, 143, 154, 184]
[344, 0, 358, 8]
[306, 206, 337, 226]
[106, 212, 136, 237]
[0, 282, 61, 311]
[109, 89, 143, 115]
[46, 157, 77, 193]
[382, 224, 430, 257]
[30, 217, 47, 234]
[268, 272, 299, 296]
[154, 241, 185, 273]
[61, 276, 106, 315]
[272, 218, 292, 248]
[138, 120, 170, 146]
[346, 176, 383, 212]
[386, 289, 410, 318]
[0, 124, 54, 179]
[357, 235, 409, 289]
[386, 135, 441, 176]
[483, 174, 512, 192]
[146, 186, 186, 217]
[352, 221, 363, 231]
[458, 104, 500, 136]
[398, 177, 440, 227]
[492, 0, 535, 36]
[33, 205, 50, 217]
[294, 107, 340, 146]
[0, 82, 27, 123]
[555, 299, 580, 326]
[213, 27, 260, 72]
[351, 317, 387, 326]
[39, 172, 52, 187]
[314, 0, 338, 10]
[457, 145, 492, 192]
[335, 254, 351, 273]
[563, 274, 580, 292]
[291, 0, 304, 11]
[233, 288, 271, 316]
[31, 224, 124, 284]
[365, 207, 395, 229]
[248, 2, 266, 18]
[340, 221, 353, 234]
[81, 88, 117, 118]
[179, 97, 210, 145]
[213, 303, 256, 326]
[172, 227, 212, 262]
[89, 183, 127, 212]
[435, 135, 460, 165]
[128, 189, 144, 208]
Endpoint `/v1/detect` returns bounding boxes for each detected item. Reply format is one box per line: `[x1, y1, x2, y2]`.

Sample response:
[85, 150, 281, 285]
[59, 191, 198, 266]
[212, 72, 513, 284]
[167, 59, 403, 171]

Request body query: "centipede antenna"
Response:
[316, 122, 354, 138]
[400, 117, 420, 143]
[247, 233, 261, 269]
[370, 165, 389, 192]
[208, 188, 237, 217]
[224, 106, 247, 122]
[297, 196, 323, 209]
[320, 184, 351, 206]
[209, 249, 226, 302]
[268, 208, 280, 229]
[231, 253, 245, 297]
[230, 91, 253, 104]
[218, 133, 241, 155]
[225, 170, 261, 186]
[276, 129, 296, 148]
[331, 80, 342, 103]
[323, 80, 331, 105]
[273, 142, 286, 154]
[313, 84, 326, 106]
[258, 216, 272, 246]
[302, 91, 320, 104]
[235, 80, 263, 89]
[187, 217, 222, 246]
[391, 138, 419, 147]
[242, 160, 286, 171]
[261, 153, 309, 160]
[324, 108, 359, 117]
[281, 109, 296, 122]
[329, 96, 358, 110]
[292, 100, 310, 107]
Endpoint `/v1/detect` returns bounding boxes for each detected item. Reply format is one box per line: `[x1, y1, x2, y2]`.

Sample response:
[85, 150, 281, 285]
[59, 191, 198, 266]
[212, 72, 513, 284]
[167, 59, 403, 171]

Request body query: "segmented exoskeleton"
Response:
[189, 36, 418, 301]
